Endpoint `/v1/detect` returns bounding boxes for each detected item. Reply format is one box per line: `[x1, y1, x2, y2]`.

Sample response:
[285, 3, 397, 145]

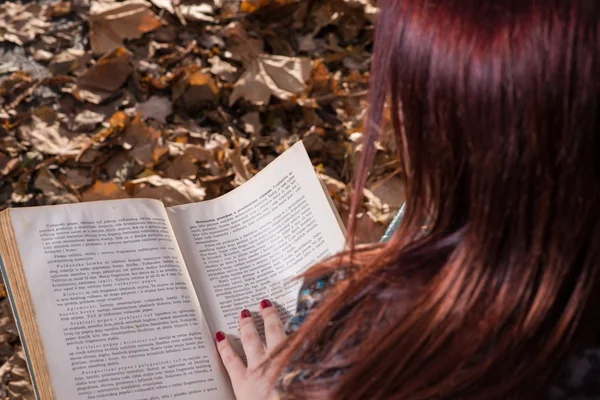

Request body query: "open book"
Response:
[0, 141, 346, 400]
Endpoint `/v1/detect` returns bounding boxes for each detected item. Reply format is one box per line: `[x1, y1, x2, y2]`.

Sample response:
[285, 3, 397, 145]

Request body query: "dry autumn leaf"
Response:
[240, 0, 299, 14]
[148, 0, 175, 14]
[226, 143, 253, 186]
[19, 115, 89, 156]
[229, 54, 313, 105]
[180, 4, 216, 22]
[89, 0, 163, 55]
[82, 181, 129, 202]
[34, 167, 79, 204]
[136, 95, 173, 124]
[0, 2, 50, 45]
[122, 114, 168, 167]
[129, 175, 206, 206]
[74, 47, 133, 104]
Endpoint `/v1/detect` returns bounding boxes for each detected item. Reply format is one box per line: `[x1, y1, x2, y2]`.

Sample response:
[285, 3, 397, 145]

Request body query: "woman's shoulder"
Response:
[284, 269, 346, 335]
[282, 272, 600, 399]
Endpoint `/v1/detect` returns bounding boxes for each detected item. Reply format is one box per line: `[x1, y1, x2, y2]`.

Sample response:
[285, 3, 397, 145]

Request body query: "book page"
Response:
[8, 199, 233, 400]
[167, 142, 346, 352]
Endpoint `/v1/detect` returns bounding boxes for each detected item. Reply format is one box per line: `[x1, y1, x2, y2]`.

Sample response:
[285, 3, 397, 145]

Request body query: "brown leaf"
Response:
[129, 176, 206, 206]
[164, 155, 199, 180]
[89, 0, 163, 54]
[148, 0, 175, 13]
[64, 168, 94, 189]
[208, 56, 239, 83]
[0, 346, 34, 400]
[136, 96, 173, 124]
[230, 54, 313, 105]
[19, 116, 89, 156]
[34, 168, 79, 204]
[82, 181, 129, 202]
[221, 22, 264, 65]
[72, 110, 105, 132]
[122, 115, 168, 167]
[180, 4, 216, 22]
[33, 49, 54, 62]
[0, 158, 19, 176]
[226, 143, 253, 186]
[11, 174, 33, 204]
[74, 47, 133, 104]
[48, 1, 74, 18]
[168, 142, 213, 162]
[240, 0, 299, 14]
[174, 71, 219, 111]
[49, 48, 89, 76]
[0, 2, 51, 45]
[241, 112, 262, 137]
[72, 109, 105, 132]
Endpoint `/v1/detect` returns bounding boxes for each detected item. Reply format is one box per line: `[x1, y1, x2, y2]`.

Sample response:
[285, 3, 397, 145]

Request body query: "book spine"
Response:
[0, 254, 42, 400]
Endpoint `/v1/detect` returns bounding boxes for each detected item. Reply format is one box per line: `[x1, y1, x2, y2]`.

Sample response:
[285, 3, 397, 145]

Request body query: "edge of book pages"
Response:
[0, 212, 53, 400]
[0, 254, 43, 400]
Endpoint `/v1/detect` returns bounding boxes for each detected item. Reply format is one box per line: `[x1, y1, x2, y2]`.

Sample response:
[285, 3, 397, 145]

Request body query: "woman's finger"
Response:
[239, 309, 265, 368]
[216, 331, 246, 384]
[260, 299, 286, 350]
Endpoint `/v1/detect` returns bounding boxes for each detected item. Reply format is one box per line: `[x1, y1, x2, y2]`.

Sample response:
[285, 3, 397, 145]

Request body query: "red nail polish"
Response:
[241, 309, 251, 319]
[216, 331, 226, 342]
[260, 299, 272, 309]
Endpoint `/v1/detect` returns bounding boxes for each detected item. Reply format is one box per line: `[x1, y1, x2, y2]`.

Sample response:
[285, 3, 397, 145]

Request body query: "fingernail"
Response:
[216, 331, 226, 342]
[241, 309, 252, 319]
[260, 299, 272, 309]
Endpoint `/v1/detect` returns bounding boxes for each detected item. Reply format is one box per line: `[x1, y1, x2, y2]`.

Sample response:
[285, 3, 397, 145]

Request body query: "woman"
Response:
[216, 0, 600, 399]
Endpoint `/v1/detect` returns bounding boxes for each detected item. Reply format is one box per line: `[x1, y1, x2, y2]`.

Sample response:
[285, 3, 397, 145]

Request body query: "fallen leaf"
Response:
[72, 110, 105, 132]
[164, 155, 199, 180]
[208, 56, 238, 83]
[0, 346, 34, 400]
[136, 96, 173, 124]
[241, 112, 262, 137]
[89, 0, 163, 54]
[82, 181, 129, 202]
[0, 158, 19, 176]
[48, 1, 74, 18]
[122, 114, 168, 166]
[303, 133, 325, 153]
[363, 187, 393, 224]
[230, 54, 313, 105]
[174, 71, 219, 111]
[222, 22, 264, 65]
[11, 174, 33, 204]
[0, 2, 51, 45]
[148, 0, 175, 13]
[33, 49, 54, 62]
[64, 168, 94, 188]
[73, 47, 133, 104]
[19, 116, 89, 156]
[240, 0, 298, 14]
[226, 143, 253, 186]
[49, 48, 89, 75]
[34, 168, 79, 204]
[129, 176, 206, 206]
[180, 4, 216, 22]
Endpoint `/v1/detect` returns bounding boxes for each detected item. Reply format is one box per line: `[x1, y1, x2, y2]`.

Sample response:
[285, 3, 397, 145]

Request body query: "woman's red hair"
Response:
[274, 1, 600, 399]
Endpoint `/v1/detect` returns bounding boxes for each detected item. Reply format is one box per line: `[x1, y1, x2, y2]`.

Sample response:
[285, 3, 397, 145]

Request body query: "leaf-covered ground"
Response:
[0, 0, 401, 397]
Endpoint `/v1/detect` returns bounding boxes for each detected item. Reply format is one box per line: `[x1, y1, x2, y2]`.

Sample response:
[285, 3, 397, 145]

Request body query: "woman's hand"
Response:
[216, 299, 286, 400]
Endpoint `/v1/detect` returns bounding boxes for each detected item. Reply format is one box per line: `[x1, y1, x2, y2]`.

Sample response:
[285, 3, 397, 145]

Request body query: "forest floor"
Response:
[0, 0, 401, 397]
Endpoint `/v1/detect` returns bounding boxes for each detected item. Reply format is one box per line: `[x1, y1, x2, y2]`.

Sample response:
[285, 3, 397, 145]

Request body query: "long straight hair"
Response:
[273, 1, 600, 399]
